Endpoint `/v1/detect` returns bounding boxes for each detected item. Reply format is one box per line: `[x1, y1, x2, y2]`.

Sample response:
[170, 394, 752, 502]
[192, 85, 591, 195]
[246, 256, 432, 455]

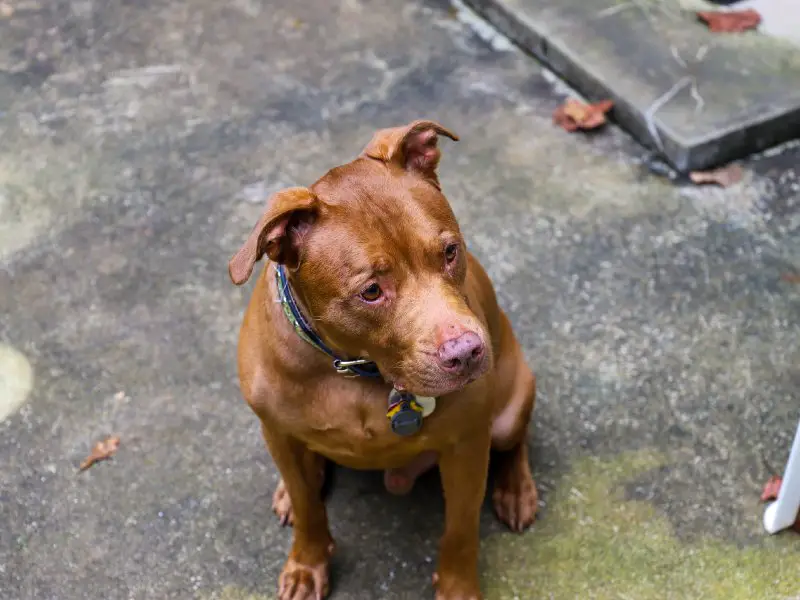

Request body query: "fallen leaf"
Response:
[79, 435, 121, 471]
[697, 9, 761, 33]
[689, 164, 744, 187]
[761, 475, 783, 502]
[760, 475, 800, 532]
[780, 273, 800, 284]
[553, 99, 614, 132]
[0, 3, 13, 18]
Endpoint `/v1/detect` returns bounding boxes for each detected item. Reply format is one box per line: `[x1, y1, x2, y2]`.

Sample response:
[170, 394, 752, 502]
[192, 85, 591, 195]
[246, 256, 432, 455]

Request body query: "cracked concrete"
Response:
[1, 0, 798, 598]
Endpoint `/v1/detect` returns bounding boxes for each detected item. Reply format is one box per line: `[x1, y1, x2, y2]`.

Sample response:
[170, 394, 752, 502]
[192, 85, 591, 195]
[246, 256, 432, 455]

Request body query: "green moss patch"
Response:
[204, 586, 273, 600]
[482, 451, 799, 599]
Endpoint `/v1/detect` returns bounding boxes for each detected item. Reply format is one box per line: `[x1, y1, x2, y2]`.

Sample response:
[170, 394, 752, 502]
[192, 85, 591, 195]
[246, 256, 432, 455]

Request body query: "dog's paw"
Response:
[279, 557, 330, 600]
[272, 479, 294, 527]
[492, 474, 538, 532]
[435, 590, 482, 600]
[432, 572, 483, 600]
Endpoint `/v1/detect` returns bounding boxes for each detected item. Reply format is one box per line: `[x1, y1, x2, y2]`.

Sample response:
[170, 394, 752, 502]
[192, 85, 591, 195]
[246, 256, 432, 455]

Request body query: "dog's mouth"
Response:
[374, 329, 492, 397]
[399, 379, 478, 398]
[390, 362, 490, 398]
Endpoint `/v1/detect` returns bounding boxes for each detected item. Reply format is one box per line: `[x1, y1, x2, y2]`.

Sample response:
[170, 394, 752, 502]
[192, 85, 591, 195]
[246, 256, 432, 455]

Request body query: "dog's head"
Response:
[229, 120, 491, 396]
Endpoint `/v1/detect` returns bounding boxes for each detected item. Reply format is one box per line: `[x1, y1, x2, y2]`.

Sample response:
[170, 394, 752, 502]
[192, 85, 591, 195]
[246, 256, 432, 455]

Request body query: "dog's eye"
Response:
[444, 243, 459, 264]
[360, 283, 383, 302]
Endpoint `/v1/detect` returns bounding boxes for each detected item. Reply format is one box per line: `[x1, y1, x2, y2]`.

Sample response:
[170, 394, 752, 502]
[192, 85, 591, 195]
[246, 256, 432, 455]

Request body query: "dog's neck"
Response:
[273, 263, 382, 379]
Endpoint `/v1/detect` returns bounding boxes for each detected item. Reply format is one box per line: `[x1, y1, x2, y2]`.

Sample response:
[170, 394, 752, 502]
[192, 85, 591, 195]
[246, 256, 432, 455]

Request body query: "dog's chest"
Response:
[283, 379, 445, 469]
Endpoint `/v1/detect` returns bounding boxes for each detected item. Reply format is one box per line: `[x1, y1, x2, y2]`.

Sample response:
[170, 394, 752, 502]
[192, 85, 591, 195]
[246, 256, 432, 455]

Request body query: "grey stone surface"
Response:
[464, 0, 800, 172]
[0, 0, 799, 598]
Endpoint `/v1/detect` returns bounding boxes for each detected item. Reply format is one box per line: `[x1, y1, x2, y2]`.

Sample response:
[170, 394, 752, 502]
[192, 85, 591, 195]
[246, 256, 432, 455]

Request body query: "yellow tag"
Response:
[386, 399, 423, 419]
[386, 403, 403, 419]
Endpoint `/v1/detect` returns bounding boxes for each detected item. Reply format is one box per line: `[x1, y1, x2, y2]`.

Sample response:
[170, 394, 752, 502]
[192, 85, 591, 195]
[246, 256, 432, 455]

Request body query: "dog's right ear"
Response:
[228, 187, 318, 285]
[362, 120, 458, 189]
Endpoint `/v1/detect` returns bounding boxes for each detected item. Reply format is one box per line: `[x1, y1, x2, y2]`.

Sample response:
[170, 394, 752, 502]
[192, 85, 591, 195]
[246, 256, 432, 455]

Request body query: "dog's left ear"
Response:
[362, 120, 458, 188]
[228, 187, 318, 285]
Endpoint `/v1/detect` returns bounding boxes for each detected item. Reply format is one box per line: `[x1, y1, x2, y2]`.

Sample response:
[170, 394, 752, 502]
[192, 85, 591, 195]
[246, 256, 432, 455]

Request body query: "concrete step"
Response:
[463, 0, 800, 172]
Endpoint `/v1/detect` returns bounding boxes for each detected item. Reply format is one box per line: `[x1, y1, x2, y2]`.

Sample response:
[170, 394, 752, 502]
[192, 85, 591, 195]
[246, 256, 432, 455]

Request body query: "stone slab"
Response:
[463, 0, 800, 171]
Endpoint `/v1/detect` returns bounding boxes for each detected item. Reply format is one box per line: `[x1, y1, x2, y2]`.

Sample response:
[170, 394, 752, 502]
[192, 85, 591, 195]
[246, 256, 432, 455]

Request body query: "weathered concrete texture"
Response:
[463, 0, 800, 172]
[1, 0, 799, 599]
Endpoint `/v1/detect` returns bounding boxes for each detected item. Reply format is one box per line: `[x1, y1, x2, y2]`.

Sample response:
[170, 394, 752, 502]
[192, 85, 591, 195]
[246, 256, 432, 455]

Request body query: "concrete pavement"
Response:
[1, 0, 799, 598]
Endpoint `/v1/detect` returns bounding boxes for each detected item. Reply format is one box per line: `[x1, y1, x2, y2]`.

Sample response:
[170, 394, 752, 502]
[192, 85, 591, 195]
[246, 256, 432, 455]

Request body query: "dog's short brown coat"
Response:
[230, 121, 537, 600]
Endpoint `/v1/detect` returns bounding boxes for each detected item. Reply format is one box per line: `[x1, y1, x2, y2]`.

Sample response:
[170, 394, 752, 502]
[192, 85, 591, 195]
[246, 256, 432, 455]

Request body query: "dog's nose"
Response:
[436, 332, 485, 376]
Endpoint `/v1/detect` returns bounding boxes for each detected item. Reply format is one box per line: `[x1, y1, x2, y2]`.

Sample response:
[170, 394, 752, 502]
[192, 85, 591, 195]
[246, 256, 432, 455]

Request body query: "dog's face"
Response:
[229, 121, 491, 396]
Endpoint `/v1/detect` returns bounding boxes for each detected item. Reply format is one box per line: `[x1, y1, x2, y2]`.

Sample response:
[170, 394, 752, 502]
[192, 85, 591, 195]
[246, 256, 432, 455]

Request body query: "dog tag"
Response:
[389, 403, 423, 436]
[387, 389, 424, 436]
[388, 388, 413, 406]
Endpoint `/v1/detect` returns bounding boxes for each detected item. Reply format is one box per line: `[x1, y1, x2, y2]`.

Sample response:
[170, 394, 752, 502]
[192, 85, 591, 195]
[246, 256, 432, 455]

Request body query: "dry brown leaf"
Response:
[697, 9, 761, 33]
[689, 164, 743, 187]
[761, 475, 783, 502]
[760, 475, 800, 533]
[780, 273, 800, 284]
[79, 435, 120, 471]
[553, 99, 614, 132]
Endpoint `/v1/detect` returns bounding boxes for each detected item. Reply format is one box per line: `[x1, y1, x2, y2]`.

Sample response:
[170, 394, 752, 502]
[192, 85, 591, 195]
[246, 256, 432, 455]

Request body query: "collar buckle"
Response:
[333, 358, 374, 376]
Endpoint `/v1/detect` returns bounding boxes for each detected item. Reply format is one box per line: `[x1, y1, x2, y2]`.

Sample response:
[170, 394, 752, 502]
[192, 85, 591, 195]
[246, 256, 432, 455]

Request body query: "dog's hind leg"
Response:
[272, 454, 326, 527]
[490, 347, 538, 532]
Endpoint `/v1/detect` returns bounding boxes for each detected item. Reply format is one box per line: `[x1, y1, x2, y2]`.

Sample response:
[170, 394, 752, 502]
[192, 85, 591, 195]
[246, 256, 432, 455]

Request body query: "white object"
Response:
[763, 416, 800, 534]
[416, 396, 437, 418]
[0, 344, 34, 423]
[738, 0, 800, 48]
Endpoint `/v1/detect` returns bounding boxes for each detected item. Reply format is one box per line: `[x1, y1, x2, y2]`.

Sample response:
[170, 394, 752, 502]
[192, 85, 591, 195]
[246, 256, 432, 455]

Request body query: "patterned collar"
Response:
[275, 264, 382, 378]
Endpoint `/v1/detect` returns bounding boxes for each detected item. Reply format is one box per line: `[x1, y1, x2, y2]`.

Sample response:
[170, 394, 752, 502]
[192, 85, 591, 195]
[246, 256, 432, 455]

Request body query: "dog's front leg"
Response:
[261, 422, 334, 600]
[434, 428, 491, 600]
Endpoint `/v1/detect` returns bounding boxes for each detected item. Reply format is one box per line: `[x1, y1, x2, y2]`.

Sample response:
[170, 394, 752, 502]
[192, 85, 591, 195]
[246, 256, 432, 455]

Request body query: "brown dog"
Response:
[229, 120, 537, 600]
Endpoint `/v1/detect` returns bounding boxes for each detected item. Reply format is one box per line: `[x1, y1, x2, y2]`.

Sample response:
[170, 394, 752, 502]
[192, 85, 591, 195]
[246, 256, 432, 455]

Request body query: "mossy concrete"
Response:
[206, 587, 274, 600]
[483, 451, 800, 600]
